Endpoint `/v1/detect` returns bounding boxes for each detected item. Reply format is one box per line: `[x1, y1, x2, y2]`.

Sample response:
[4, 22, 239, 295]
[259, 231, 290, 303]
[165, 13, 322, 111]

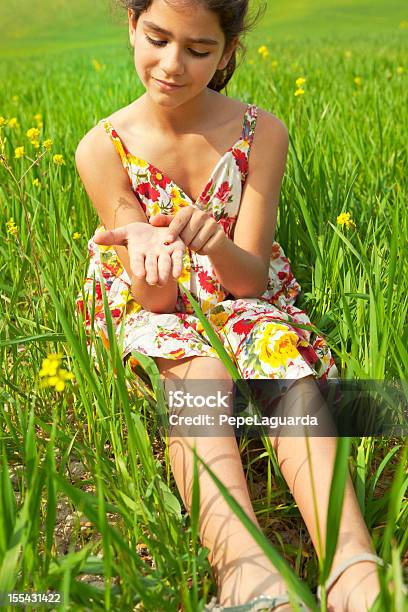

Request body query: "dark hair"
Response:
[116, 0, 266, 92]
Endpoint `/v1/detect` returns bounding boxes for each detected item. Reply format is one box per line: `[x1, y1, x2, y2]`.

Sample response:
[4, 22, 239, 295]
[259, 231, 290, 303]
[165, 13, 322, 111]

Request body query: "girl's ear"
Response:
[128, 8, 137, 48]
[217, 37, 239, 71]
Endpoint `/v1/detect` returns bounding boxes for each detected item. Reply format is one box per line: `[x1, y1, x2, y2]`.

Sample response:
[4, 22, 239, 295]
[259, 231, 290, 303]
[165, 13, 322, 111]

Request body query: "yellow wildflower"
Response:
[270, 60, 278, 70]
[296, 77, 306, 88]
[39, 355, 61, 377]
[8, 117, 18, 128]
[344, 50, 352, 59]
[92, 58, 102, 71]
[6, 218, 19, 236]
[336, 212, 356, 228]
[0, 117, 7, 126]
[31, 140, 40, 149]
[397, 66, 405, 75]
[14, 146, 25, 159]
[39, 353, 74, 392]
[32, 178, 40, 187]
[258, 45, 269, 59]
[42, 138, 53, 151]
[53, 154, 65, 166]
[26, 127, 40, 140]
[294, 88, 305, 97]
[73, 232, 81, 240]
[12, 95, 19, 103]
[33, 113, 43, 128]
[354, 77, 362, 86]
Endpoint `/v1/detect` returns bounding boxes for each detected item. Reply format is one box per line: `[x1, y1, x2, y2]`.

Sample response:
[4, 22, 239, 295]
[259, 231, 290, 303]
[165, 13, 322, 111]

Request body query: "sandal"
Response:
[316, 552, 408, 605]
[204, 593, 311, 611]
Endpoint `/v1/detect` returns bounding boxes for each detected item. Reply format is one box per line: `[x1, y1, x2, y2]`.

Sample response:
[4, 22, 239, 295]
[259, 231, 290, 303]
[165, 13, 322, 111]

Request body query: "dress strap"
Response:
[241, 104, 258, 147]
[98, 118, 131, 176]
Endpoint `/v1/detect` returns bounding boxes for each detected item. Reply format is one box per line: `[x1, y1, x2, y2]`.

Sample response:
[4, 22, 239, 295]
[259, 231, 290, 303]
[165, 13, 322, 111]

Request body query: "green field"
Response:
[1, 1, 407, 610]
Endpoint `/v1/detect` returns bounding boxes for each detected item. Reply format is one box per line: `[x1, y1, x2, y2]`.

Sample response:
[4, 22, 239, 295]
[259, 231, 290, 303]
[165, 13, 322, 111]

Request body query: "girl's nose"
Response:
[160, 46, 185, 76]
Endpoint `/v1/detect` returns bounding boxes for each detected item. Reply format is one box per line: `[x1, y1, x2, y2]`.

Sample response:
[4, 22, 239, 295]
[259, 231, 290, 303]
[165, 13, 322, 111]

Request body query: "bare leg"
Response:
[268, 375, 381, 612]
[156, 355, 292, 610]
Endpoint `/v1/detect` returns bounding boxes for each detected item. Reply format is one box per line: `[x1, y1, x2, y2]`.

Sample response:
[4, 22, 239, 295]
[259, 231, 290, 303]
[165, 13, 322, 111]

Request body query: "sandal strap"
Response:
[317, 553, 384, 600]
[205, 592, 306, 611]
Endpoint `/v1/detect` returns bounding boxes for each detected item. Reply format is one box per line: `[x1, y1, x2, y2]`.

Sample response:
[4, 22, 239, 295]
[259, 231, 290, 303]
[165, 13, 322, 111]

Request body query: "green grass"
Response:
[0, 0, 406, 56]
[0, 2, 407, 611]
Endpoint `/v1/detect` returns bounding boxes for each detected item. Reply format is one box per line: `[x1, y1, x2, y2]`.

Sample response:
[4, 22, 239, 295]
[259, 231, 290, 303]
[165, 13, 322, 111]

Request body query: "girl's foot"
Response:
[217, 565, 293, 611]
[325, 559, 381, 612]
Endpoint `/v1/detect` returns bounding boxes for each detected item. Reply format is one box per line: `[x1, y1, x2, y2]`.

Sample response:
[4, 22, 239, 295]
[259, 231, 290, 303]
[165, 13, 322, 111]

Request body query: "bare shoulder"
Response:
[74, 120, 129, 188]
[252, 108, 289, 160]
[75, 122, 112, 167]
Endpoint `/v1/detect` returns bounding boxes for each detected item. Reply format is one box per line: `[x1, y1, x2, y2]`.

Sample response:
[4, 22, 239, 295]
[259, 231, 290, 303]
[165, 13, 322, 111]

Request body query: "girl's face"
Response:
[128, 0, 236, 106]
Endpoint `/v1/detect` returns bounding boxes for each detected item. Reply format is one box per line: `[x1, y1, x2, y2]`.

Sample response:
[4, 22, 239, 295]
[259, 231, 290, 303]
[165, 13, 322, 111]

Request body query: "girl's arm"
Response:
[216, 110, 289, 298]
[75, 125, 178, 314]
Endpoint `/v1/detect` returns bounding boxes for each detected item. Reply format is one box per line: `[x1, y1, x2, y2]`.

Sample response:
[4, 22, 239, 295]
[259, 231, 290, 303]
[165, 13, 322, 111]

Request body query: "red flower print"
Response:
[153, 173, 171, 189]
[169, 348, 186, 358]
[198, 270, 217, 294]
[215, 181, 231, 202]
[298, 343, 319, 365]
[278, 270, 287, 281]
[76, 298, 84, 313]
[233, 149, 248, 176]
[271, 243, 281, 259]
[111, 308, 122, 319]
[200, 178, 213, 205]
[232, 318, 256, 335]
[218, 216, 234, 236]
[137, 182, 160, 202]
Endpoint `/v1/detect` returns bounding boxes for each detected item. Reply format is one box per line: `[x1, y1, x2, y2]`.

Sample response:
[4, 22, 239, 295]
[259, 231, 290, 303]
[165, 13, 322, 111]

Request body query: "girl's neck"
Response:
[137, 88, 220, 137]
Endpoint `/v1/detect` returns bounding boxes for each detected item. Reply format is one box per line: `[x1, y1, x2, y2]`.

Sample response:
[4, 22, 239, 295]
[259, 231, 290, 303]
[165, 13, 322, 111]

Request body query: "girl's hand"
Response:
[149, 209, 226, 256]
[93, 222, 186, 287]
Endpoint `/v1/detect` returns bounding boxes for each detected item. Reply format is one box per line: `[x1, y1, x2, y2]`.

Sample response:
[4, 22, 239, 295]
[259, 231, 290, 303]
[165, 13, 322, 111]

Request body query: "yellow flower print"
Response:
[209, 311, 229, 329]
[255, 324, 300, 368]
[170, 186, 189, 209]
[178, 253, 191, 286]
[200, 299, 214, 315]
[129, 155, 149, 168]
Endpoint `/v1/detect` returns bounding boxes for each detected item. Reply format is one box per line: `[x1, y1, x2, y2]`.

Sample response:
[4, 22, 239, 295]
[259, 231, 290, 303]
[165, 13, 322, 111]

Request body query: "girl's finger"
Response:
[130, 252, 146, 280]
[189, 222, 215, 252]
[144, 253, 159, 285]
[164, 207, 194, 243]
[93, 227, 128, 246]
[157, 252, 172, 286]
[171, 250, 184, 279]
[149, 213, 174, 227]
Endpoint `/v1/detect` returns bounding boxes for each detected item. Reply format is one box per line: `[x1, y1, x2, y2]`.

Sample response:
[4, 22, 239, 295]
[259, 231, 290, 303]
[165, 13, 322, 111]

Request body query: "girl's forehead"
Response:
[143, 0, 224, 37]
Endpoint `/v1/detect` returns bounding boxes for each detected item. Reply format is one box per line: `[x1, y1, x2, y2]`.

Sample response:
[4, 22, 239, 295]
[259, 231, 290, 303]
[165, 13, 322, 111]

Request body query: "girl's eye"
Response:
[145, 35, 210, 58]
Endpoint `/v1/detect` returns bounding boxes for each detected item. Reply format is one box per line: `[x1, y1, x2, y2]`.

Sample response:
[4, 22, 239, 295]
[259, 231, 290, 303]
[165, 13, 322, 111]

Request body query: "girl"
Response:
[75, 1, 389, 610]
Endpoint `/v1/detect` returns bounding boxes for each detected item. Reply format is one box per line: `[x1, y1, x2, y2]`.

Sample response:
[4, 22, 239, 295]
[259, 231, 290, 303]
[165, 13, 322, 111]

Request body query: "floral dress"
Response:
[75, 103, 338, 391]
